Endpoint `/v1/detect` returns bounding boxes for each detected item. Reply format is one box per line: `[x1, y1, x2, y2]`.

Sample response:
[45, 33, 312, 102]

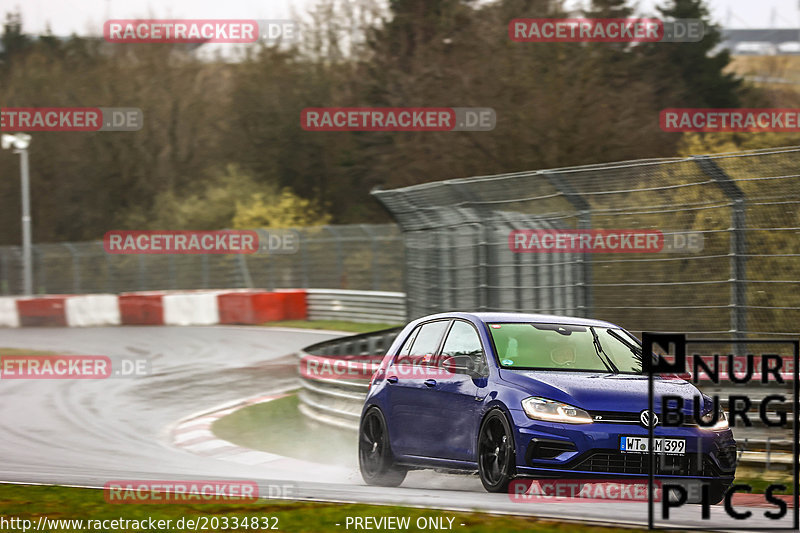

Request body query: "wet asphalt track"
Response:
[0, 326, 795, 531]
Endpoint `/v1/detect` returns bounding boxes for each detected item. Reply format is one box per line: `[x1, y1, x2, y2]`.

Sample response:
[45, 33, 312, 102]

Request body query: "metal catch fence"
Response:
[372, 146, 800, 340]
[0, 224, 403, 295]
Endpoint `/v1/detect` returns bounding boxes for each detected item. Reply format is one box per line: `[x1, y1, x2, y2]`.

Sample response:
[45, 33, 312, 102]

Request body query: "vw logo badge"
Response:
[639, 410, 658, 428]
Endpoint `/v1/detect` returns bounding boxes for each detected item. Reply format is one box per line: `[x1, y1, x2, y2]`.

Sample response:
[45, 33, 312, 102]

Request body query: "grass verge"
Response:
[212, 393, 358, 467]
[0, 484, 639, 533]
[733, 467, 794, 494]
[0, 348, 58, 355]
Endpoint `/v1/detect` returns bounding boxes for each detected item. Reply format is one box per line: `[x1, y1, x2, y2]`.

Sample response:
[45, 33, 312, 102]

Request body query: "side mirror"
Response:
[467, 354, 489, 378]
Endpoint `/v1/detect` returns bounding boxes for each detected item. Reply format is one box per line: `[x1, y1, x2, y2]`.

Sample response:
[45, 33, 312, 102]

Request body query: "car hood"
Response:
[499, 369, 701, 413]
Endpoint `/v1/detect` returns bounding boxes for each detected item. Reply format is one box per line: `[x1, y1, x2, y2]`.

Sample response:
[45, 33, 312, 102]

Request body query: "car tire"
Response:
[707, 480, 731, 505]
[477, 409, 516, 493]
[358, 407, 407, 487]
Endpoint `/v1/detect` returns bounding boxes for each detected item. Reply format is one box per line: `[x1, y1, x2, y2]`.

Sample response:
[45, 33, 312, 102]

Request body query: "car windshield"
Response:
[488, 323, 643, 373]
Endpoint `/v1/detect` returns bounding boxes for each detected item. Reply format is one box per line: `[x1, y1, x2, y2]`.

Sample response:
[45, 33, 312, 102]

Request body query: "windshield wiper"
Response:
[606, 329, 643, 358]
[606, 329, 659, 372]
[589, 327, 619, 374]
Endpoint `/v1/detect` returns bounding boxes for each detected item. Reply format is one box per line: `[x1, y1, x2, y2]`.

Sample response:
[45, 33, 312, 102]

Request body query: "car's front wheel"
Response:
[358, 407, 407, 487]
[707, 480, 732, 505]
[477, 409, 516, 492]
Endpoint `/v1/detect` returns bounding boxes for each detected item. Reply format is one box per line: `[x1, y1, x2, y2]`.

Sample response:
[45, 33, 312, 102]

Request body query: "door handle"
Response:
[424, 379, 437, 387]
[386, 376, 398, 384]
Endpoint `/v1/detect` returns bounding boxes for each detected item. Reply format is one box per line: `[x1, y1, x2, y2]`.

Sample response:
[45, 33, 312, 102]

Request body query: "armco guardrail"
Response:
[306, 289, 406, 324]
[297, 327, 402, 430]
[296, 330, 793, 470]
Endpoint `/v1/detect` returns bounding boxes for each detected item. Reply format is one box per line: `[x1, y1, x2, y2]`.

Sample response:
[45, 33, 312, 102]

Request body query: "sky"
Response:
[3, 0, 800, 37]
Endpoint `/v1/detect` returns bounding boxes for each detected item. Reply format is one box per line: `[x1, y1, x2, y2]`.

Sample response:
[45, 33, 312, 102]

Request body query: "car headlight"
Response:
[521, 397, 592, 424]
[700, 408, 729, 431]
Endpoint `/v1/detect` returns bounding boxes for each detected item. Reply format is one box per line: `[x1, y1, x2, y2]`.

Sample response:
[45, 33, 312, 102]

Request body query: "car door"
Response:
[423, 320, 486, 461]
[386, 319, 450, 457]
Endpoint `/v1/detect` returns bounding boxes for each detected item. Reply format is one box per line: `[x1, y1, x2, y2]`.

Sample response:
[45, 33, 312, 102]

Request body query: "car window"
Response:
[596, 328, 643, 373]
[489, 323, 606, 371]
[488, 323, 643, 373]
[440, 321, 486, 375]
[396, 326, 420, 357]
[407, 320, 449, 357]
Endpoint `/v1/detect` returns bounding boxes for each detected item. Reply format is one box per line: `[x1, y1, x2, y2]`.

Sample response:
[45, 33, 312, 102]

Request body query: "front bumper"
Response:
[508, 408, 737, 481]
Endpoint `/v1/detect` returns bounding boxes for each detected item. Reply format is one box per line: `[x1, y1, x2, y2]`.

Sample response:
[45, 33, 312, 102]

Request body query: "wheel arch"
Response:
[476, 402, 517, 462]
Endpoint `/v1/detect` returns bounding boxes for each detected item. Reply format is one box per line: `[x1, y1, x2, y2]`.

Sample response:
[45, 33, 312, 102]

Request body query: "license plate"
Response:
[620, 436, 685, 455]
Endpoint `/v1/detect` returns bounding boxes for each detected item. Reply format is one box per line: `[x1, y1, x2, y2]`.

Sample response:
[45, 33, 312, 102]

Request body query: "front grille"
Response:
[555, 450, 715, 476]
[589, 411, 697, 427]
[590, 411, 642, 424]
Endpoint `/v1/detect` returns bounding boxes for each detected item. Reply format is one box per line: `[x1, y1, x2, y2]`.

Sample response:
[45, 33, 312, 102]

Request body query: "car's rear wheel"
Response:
[478, 410, 516, 492]
[358, 407, 407, 487]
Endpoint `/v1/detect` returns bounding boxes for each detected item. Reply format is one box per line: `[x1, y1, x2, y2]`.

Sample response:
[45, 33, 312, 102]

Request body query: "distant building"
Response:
[720, 28, 800, 55]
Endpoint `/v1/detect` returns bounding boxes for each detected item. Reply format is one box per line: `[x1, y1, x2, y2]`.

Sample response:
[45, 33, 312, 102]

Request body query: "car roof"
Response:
[415, 311, 619, 329]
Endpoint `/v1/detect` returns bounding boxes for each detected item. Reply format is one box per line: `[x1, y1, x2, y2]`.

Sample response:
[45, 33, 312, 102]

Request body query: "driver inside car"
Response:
[550, 345, 577, 367]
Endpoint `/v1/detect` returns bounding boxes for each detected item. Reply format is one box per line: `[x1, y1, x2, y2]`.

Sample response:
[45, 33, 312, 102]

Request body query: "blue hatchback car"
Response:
[358, 312, 736, 501]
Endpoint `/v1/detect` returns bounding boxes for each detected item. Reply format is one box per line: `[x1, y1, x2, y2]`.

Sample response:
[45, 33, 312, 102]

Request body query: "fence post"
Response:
[542, 171, 592, 318]
[449, 182, 493, 311]
[34, 245, 44, 294]
[268, 253, 275, 290]
[401, 231, 416, 318]
[693, 156, 747, 341]
[8, 247, 21, 295]
[299, 230, 309, 288]
[360, 224, 380, 291]
[63, 243, 81, 293]
[0, 248, 8, 295]
[324, 226, 345, 288]
[448, 228, 458, 310]
[504, 217, 524, 312]
[201, 254, 209, 289]
[475, 225, 487, 311]
[137, 253, 146, 291]
[168, 255, 177, 290]
[237, 254, 254, 289]
[105, 248, 114, 293]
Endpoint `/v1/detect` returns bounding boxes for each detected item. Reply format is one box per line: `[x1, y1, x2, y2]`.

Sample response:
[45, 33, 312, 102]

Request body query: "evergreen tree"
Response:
[0, 11, 32, 70]
[640, 0, 741, 108]
[584, 0, 633, 18]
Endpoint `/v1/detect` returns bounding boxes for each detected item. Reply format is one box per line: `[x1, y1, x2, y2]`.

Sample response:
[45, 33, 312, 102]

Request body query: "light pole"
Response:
[2, 133, 33, 295]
